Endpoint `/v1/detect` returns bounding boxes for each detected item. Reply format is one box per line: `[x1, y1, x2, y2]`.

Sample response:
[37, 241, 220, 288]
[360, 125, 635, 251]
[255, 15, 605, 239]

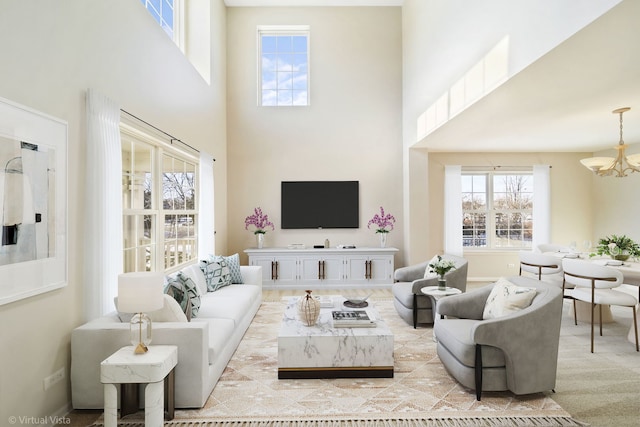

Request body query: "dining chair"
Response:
[562, 258, 639, 353]
[519, 251, 576, 320]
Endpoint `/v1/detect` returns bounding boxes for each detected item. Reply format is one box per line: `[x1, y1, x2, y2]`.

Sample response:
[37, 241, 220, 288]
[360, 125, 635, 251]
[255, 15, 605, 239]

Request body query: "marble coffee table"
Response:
[277, 296, 394, 379]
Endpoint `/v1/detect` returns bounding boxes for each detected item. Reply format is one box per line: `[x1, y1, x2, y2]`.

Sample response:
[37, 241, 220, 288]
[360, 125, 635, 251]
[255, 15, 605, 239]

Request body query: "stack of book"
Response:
[331, 310, 376, 328]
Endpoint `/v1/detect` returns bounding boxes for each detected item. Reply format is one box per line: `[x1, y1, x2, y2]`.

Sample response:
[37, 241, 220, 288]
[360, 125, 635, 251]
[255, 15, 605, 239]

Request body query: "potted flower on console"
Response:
[367, 206, 396, 248]
[592, 234, 640, 261]
[429, 255, 457, 290]
[245, 207, 274, 249]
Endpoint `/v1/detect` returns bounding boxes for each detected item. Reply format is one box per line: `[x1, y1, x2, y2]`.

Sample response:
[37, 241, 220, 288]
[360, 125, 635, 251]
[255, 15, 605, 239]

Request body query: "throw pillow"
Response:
[177, 271, 201, 317]
[220, 253, 244, 284]
[424, 254, 440, 279]
[164, 274, 193, 321]
[200, 257, 232, 292]
[483, 277, 537, 320]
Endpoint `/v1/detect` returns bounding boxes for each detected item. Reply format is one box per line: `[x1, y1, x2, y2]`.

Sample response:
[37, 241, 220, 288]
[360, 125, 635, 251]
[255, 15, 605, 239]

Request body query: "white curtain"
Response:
[444, 165, 463, 256]
[198, 151, 215, 258]
[532, 164, 551, 251]
[84, 89, 123, 321]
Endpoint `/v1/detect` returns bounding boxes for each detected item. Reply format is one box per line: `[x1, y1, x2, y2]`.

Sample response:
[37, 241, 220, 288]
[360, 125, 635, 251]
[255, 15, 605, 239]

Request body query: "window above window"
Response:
[258, 25, 310, 106]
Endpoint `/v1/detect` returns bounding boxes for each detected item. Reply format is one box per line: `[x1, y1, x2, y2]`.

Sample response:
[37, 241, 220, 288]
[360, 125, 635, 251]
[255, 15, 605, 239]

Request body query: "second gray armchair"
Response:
[392, 254, 468, 328]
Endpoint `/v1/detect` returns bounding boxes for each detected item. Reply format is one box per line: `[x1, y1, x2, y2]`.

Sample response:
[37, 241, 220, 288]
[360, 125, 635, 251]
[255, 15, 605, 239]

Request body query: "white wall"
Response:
[226, 7, 404, 264]
[591, 143, 640, 244]
[0, 0, 227, 421]
[401, 0, 621, 265]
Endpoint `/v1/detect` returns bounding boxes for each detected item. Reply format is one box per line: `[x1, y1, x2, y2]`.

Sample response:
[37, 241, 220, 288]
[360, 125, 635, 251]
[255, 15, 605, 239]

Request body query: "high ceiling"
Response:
[417, 2, 640, 153]
[225, 1, 639, 154]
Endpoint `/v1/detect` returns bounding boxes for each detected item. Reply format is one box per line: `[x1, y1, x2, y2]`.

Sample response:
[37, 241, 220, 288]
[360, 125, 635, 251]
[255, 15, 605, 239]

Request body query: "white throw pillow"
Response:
[483, 277, 537, 320]
[424, 254, 440, 279]
[183, 263, 208, 295]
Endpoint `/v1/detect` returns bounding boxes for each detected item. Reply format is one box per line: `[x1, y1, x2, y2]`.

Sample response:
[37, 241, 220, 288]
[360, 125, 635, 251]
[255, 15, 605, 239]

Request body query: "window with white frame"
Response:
[121, 126, 198, 273]
[140, 0, 183, 47]
[258, 25, 310, 106]
[462, 171, 533, 249]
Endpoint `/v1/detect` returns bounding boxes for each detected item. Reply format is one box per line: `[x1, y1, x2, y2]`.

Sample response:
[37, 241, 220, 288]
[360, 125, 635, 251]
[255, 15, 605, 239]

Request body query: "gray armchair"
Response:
[434, 276, 563, 400]
[392, 254, 468, 328]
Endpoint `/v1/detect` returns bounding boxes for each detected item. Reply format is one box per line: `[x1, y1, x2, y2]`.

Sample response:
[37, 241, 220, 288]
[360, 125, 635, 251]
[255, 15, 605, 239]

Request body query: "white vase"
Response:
[256, 233, 265, 249]
[379, 232, 387, 248]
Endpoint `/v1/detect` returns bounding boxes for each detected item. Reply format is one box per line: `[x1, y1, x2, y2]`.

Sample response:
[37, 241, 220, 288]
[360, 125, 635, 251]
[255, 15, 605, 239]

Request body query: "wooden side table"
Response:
[101, 345, 178, 427]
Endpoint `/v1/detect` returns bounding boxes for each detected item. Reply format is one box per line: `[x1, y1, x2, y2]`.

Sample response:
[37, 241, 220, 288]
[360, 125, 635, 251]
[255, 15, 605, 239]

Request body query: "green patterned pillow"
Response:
[177, 272, 201, 317]
[200, 258, 232, 292]
[210, 253, 243, 284]
[164, 275, 192, 321]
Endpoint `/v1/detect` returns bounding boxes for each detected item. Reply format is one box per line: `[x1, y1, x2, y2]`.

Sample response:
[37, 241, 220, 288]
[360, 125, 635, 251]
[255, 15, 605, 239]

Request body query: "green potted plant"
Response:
[592, 234, 640, 261]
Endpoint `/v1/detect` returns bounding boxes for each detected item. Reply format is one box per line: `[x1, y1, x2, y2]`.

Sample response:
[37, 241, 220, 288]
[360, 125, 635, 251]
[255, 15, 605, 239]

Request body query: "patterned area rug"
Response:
[92, 298, 586, 427]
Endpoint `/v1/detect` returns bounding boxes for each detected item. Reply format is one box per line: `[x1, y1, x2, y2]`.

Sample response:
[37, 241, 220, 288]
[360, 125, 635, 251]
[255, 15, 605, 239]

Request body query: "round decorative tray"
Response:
[343, 300, 368, 308]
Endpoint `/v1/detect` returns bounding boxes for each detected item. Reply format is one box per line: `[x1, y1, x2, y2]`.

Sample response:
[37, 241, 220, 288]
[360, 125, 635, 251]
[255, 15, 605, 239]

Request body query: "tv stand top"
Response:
[244, 247, 398, 254]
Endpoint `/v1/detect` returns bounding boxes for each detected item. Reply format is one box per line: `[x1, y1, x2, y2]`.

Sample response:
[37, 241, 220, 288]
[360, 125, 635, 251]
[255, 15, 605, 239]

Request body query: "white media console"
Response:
[244, 247, 398, 289]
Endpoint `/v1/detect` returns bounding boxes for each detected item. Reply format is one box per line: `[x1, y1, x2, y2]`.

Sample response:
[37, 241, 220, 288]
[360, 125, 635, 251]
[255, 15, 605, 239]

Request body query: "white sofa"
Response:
[70, 264, 262, 409]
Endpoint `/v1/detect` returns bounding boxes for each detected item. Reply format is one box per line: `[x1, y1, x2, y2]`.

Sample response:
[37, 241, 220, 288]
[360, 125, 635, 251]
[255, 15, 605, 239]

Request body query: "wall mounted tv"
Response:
[281, 181, 359, 229]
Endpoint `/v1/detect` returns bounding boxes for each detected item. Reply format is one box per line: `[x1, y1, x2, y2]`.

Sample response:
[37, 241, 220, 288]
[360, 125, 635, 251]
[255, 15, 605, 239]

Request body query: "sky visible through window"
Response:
[140, 0, 174, 39]
[261, 33, 309, 106]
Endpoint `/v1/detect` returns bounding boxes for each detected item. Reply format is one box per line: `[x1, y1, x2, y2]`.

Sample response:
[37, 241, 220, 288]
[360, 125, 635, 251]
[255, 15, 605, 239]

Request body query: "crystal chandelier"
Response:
[580, 107, 640, 177]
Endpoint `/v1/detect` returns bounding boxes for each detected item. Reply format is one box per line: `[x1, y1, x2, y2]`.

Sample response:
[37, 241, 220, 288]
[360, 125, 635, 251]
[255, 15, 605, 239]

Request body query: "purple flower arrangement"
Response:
[367, 206, 396, 233]
[244, 207, 275, 234]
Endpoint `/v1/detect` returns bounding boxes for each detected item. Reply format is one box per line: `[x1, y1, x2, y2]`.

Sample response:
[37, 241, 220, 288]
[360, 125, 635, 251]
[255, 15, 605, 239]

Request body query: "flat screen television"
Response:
[281, 181, 359, 229]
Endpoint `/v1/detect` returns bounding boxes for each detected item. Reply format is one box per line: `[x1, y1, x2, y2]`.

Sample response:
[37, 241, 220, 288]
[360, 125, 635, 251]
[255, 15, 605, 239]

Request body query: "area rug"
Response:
[90, 298, 586, 427]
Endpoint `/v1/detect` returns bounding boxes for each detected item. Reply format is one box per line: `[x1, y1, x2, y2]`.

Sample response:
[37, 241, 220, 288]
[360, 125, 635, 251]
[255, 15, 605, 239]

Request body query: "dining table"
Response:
[545, 252, 640, 345]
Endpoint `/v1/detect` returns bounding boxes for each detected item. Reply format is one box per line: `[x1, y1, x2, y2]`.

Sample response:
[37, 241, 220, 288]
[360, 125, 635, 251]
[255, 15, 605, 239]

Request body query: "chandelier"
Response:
[580, 107, 640, 177]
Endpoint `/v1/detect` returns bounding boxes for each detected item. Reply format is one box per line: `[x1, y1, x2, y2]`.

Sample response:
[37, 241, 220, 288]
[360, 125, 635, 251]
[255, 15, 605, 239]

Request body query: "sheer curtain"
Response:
[532, 165, 551, 250]
[198, 151, 215, 258]
[84, 89, 123, 321]
[444, 165, 463, 256]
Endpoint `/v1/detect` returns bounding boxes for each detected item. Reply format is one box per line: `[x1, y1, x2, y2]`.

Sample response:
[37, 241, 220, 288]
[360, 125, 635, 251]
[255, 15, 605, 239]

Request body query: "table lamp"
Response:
[117, 272, 164, 354]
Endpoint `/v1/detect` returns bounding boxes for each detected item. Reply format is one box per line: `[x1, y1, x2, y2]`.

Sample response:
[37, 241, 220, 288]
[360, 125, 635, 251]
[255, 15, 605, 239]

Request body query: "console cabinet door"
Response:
[320, 256, 345, 285]
[272, 256, 298, 284]
[299, 256, 323, 284]
[249, 256, 276, 285]
[345, 256, 370, 284]
[368, 255, 394, 282]
[249, 256, 297, 285]
[299, 256, 345, 285]
[345, 255, 393, 284]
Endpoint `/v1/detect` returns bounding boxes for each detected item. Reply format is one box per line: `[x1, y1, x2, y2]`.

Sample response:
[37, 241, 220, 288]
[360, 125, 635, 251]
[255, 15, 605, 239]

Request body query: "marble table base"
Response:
[278, 296, 394, 379]
[101, 345, 177, 427]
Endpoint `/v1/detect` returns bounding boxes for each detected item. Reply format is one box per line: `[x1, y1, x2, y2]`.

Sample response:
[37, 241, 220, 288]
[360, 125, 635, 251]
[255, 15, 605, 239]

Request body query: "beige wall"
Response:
[0, 0, 227, 421]
[425, 152, 594, 280]
[226, 7, 404, 264]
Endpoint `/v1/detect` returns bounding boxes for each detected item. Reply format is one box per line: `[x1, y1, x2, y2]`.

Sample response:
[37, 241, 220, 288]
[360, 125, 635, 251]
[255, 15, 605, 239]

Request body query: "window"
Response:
[258, 25, 310, 106]
[140, 0, 183, 46]
[462, 172, 533, 249]
[121, 126, 198, 273]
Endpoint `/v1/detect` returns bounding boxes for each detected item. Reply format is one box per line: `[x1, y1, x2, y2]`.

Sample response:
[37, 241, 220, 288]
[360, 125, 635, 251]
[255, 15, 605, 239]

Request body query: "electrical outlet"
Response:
[44, 367, 65, 390]
[508, 263, 515, 268]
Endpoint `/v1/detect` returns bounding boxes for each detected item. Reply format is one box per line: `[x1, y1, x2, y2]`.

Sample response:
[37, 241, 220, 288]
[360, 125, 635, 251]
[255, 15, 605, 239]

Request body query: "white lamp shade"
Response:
[626, 153, 640, 167]
[117, 272, 164, 313]
[580, 156, 615, 171]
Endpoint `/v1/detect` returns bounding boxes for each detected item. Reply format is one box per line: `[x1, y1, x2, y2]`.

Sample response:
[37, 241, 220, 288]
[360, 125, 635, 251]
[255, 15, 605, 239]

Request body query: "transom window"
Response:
[258, 25, 310, 106]
[462, 172, 533, 249]
[121, 125, 198, 273]
[140, 0, 184, 48]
